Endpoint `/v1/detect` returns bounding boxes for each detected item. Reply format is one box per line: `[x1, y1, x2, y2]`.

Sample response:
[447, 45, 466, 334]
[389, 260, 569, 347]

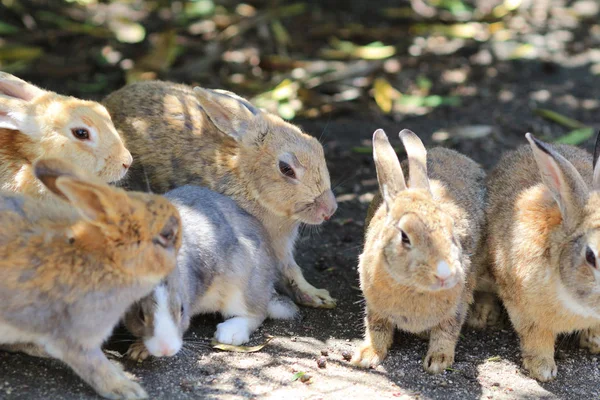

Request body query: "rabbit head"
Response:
[33, 158, 182, 284]
[371, 129, 466, 292]
[525, 133, 600, 316]
[0, 72, 132, 183]
[193, 87, 337, 225]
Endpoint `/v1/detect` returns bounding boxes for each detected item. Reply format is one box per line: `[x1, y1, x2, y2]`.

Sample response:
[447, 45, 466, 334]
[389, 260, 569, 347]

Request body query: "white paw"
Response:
[214, 318, 251, 345]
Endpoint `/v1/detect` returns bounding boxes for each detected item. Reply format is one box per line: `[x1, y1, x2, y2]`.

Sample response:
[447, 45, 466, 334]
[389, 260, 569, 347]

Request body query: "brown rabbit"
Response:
[0, 158, 181, 399]
[0, 72, 132, 199]
[352, 129, 486, 373]
[483, 132, 600, 381]
[103, 81, 337, 308]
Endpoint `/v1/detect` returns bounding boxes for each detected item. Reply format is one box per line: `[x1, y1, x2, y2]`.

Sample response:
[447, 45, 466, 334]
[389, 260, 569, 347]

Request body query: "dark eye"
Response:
[180, 305, 184, 317]
[586, 246, 596, 268]
[401, 230, 411, 246]
[71, 128, 90, 140]
[279, 161, 296, 179]
[138, 307, 145, 323]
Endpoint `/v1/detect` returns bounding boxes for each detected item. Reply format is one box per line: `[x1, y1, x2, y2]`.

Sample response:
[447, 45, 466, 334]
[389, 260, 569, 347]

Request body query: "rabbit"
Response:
[0, 158, 181, 399]
[482, 132, 600, 381]
[102, 81, 337, 309]
[0, 72, 133, 200]
[352, 129, 486, 374]
[122, 184, 298, 361]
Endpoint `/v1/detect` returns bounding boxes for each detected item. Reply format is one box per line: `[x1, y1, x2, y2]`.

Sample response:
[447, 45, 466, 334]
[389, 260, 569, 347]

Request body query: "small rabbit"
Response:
[483, 132, 600, 381]
[0, 158, 181, 399]
[352, 129, 486, 373]
[122, 185, 298, 361]
[0, 72, 132, 199]
[103, 82, 337, 309]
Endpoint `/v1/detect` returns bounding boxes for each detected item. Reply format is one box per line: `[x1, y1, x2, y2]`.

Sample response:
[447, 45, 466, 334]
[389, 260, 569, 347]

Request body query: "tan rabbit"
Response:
[352, 129, 486, 373]
[0, 72, 132, 199]
[484, 132, 600, 381]
[103, 81, 337, 308]
[0, 158, 181, 399]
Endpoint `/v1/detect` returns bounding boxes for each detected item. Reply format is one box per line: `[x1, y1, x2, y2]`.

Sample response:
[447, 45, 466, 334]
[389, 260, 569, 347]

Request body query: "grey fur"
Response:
[124, 185, 296, 355]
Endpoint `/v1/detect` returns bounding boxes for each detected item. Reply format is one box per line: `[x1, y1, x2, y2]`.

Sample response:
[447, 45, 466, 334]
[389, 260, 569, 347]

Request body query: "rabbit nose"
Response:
[122, 163, 130, 169]
[435, 261, 453, 281]
[159, 342, 177, 356]
[316, 190, 338, 221]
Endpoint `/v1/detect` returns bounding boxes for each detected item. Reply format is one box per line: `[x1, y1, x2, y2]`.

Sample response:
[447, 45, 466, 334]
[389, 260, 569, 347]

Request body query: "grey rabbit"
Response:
[123, 185, 298, 361]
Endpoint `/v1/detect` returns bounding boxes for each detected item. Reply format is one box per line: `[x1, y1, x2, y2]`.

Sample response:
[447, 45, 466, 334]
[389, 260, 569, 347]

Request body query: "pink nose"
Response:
[316, 190, 338, 221]
[122, 163, 130, 169]
[159, 343, 177, 356]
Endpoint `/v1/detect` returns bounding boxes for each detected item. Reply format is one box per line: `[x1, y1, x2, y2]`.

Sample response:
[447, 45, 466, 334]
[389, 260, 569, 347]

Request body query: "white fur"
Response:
[0, 322, 41, 344]
[143, 286, 182, 357]
[436, 260, 452, 279]
[215, 317, 257, 345]
[267, 298, 298, 320]
[556, 280, 600, 320]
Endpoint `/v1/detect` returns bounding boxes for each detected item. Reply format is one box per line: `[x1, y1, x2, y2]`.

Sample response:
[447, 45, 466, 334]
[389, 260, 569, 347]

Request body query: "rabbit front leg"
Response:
[515, 322, 557, 381]
[214, 316, 264, 346]
[126, 339, 150, 362]
[47, 342, 148, 399]
[283, 257, 336, 309]
[579, 325, 600, 354]
[351, 309, 394, 368]
[423, 304, 466, 374]
[0, 343, 51, 358]
[467, 291, 502, 329]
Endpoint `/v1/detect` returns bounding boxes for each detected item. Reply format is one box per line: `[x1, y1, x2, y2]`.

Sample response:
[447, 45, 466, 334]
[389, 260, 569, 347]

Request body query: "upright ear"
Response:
[372, 129, 406, 212]
[193, 87, 267, 144]
[526, 132, 588, 232]
[54, 177, 124, 226]
[399, 129, 430, 192]
[593, 130, 600, 190]
[0, 72, 45, 131]
[33, 158, 83, 201]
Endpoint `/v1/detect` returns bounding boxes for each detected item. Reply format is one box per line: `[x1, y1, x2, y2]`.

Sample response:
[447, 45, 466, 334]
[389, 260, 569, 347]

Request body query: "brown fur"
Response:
[103, 81, 337, 308]
[0, 72, 132, 200]
[483, 135, 600, 381]
[0, 158, 181, 399]
[352, 129, 486, 373]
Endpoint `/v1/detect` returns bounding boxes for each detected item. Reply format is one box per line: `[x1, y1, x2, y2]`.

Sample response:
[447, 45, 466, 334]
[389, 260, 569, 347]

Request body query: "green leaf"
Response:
[0, 21, 20, 35]
[486, 355, 502, 362]
[291, 371, 306, 382]
[535, 108, 587, 130]
[554, 128, 594, 145]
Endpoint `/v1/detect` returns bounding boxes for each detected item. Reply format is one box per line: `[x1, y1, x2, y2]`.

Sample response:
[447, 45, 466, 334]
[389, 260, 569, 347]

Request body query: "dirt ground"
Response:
[2, 0, 600, 399]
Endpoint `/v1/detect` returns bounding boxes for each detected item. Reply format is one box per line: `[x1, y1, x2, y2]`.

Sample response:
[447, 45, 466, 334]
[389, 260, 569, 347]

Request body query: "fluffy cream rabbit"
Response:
[484, 133, 600, 381]
[352, 129, 486, 373]
[0, 72, 132, 199]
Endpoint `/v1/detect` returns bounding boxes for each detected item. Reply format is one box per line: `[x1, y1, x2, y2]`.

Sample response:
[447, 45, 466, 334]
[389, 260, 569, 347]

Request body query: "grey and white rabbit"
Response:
[123, 185, 298, 360]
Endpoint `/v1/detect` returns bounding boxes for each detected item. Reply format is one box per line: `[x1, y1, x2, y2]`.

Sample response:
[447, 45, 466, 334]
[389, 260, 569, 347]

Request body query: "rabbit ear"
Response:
[193, 87, 268, 144]
[373, 129, 406, 212]
[526, 133, 588, 231]
[54, 177, 122, 225]
[0, 72, 45, 132]
[592, 130, 600, 190]
[33, 159, 82, 201]
[399, 129, 430, 192]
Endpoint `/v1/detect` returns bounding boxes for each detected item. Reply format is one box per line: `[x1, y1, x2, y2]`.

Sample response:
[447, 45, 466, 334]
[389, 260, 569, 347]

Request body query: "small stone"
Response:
[300, 373, 312, 383]
[317, 356, 327, 368]
[321, 349, 329, 357]
[342, 350, 352, 361]
[492, 382, 500, 387]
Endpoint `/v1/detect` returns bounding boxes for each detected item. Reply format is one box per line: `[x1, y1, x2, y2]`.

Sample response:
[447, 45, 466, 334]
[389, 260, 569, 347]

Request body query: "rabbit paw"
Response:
[423, 350, 454, 374]
[579, 328, 600, 354]
[126, 341, 150, 362]
[215, 318, 251, 346]
[523, 356, 557, 382]
[351, 344, 385, 368]
[96, 374, 148, 400]
[293, 283, 336, 309]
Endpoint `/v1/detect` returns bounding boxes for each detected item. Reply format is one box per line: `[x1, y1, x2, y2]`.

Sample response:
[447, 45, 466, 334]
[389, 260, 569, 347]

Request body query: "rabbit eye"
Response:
[585, 246, 596, 268]
[180, 305, 184, 317]
[279, 161, 296, 179]
[400, 230, 411, 247]
[71, 128, 90, 140]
